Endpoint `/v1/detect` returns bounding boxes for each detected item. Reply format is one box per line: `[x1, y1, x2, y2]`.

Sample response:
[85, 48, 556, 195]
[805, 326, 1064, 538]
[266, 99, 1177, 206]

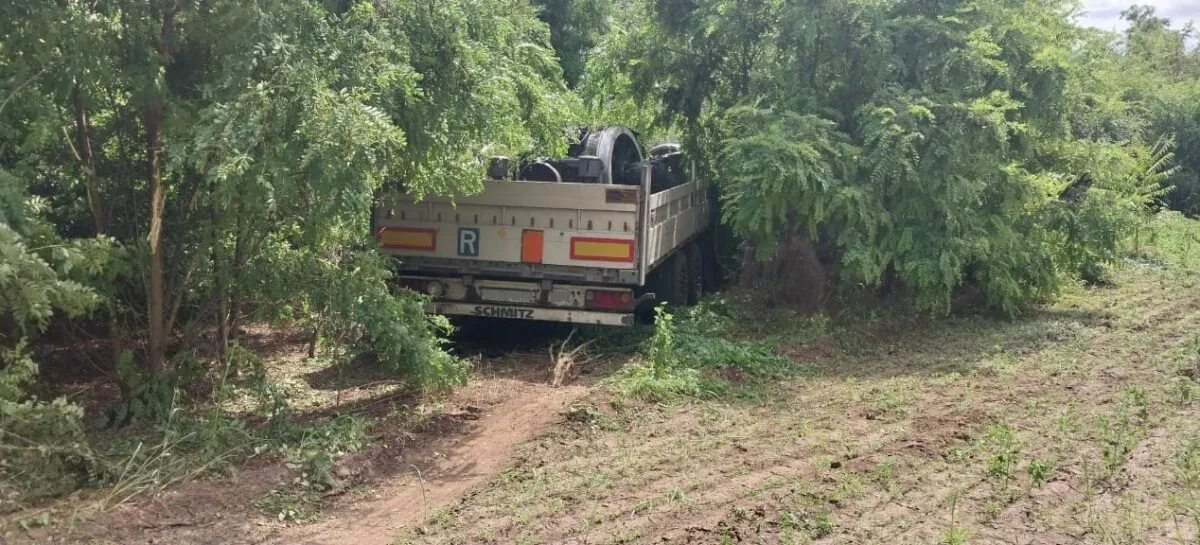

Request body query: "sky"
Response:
[1077, 0, 1199, 32]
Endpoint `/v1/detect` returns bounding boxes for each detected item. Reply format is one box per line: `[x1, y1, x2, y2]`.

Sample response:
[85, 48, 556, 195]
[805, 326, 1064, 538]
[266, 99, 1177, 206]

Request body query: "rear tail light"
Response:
[585, 289, 634, 311]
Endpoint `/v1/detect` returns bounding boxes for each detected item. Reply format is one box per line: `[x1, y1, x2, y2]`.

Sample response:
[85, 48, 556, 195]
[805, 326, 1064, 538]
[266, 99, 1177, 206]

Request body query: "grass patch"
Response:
[612, 301, 804, 403]
[1138, 211, 1200, 271]
[1, 346, 376, 535]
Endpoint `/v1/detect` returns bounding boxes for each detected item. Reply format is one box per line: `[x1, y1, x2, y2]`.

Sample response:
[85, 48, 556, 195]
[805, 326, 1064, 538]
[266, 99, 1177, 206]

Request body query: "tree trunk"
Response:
[72, 87, 106, 234]
[211, 196, 229, 362]
[145, 103, 167, 372]
[71, 86, 126, 365]
[227, 211, 245, 343]
[144, 0, 177, 373]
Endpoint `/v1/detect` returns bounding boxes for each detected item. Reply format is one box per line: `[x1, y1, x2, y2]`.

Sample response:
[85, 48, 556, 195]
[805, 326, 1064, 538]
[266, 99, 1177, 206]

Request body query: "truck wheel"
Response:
[685, 242, 704, 305]
[636, 252, 690, 323]
[701, 232, 720, 292]
[663, 252, 690, 309]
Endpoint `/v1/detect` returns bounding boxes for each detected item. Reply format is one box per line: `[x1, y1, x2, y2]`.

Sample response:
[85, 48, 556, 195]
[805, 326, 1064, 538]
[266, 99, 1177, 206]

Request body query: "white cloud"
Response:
[1078, 0, 1199, 31]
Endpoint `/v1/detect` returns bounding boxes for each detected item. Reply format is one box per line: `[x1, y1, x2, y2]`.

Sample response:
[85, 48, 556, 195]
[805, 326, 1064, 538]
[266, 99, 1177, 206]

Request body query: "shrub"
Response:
[613, 301, 800, 402]
[255, 246, 469, 390]
[614, 306, 708, 402]
[0, 223, 115, 509]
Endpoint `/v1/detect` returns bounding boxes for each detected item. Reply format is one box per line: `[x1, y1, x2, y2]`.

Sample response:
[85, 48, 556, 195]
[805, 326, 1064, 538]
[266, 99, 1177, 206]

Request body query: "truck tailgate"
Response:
[375, 180, 643, 280]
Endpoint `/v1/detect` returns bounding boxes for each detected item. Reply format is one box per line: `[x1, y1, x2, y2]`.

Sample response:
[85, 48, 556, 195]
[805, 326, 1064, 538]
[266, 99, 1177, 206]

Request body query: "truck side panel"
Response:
[642, 178, 711, 271]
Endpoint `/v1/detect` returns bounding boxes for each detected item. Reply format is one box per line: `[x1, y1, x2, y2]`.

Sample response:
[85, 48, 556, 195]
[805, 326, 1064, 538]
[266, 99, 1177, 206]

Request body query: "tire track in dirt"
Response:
[869, 293, 1200, 545]
[564, 411, 906, 544]
[850, 294, 1200, 544]
[276, 381, 589, 545]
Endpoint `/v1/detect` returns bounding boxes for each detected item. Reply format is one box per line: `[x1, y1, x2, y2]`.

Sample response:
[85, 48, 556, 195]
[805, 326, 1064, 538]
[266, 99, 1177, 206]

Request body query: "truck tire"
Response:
[685, 242, 704, 305]
[701, 232, 720, 292]
[663, 252, 690, 308]
[635, 253, 688, 322]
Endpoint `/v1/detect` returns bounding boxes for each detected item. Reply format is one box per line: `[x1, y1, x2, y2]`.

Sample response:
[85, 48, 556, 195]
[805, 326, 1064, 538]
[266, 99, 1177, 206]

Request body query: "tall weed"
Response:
[613, 300, 801, 402]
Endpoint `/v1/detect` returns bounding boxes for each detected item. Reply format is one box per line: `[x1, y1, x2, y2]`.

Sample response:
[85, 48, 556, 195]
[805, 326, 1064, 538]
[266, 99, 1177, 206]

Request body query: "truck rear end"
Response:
[372, 128, 711, 325]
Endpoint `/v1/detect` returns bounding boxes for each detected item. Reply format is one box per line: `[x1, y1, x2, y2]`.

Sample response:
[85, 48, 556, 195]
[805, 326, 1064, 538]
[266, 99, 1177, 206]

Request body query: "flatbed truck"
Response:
[372, 127, 714, 325]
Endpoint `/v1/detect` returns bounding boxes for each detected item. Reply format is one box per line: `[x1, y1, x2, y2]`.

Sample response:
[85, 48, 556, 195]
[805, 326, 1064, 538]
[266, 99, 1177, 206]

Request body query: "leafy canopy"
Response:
[595, 0, 1173, 313]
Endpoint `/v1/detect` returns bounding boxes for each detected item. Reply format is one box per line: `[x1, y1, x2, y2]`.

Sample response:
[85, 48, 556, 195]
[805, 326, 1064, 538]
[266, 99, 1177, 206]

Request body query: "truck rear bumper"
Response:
[429, 301, 634, 326]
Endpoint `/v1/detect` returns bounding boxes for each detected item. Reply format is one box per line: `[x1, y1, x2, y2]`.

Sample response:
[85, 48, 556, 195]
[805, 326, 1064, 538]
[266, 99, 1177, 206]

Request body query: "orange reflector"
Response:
[570, 237, 634, 263]
[377, 227, 437, 251]
[521, 230, 544, 264]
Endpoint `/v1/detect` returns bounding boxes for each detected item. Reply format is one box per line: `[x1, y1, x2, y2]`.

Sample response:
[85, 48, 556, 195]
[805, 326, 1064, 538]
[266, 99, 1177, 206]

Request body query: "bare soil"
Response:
[279, 381, 588, 545]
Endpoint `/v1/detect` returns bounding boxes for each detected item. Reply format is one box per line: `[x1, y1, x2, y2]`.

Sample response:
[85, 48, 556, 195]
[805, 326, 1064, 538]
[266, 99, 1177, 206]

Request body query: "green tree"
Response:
[594, 0, 1167, 313]
[1114, 6, 1200, 216]
[535, 0, 612, 88]
[0, 0, 575, 385]
[0, 201, 118, 505]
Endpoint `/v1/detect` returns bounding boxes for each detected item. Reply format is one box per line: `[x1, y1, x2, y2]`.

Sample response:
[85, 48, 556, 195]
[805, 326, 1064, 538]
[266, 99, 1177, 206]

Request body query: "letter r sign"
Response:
[457, 228, 480, 257]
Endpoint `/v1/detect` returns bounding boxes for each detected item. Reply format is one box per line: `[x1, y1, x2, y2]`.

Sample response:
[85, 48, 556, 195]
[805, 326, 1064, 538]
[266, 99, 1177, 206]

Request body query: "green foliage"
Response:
[0, 211, 116, 509]
[1092, 388, 1153, 485]
[779, 508, 837, 539]
[0, 343, 97, 510]
[1107, 7, 1200, 216]
[0, 0, 575, 509]
[109, 350, 178, 425]
[673, 299, 796, 379]
[259, 247, 468, 389]
[614, 301, 798, 402]
[648, 304, 678, 371]
[1027, 458, 1054, 489]
[1142, 211, 1200, 270]
[939, 527, 971, 545]
[534, 0, 611, 88]
[715, 107, 853, 259]
[595, 0, 1182, 314]
[253, 488, 323, 524]
[983, 424, 1019, 491]
[0, 0, 576, 391]
[89, 380, 369, 518]
[0, 223, 109, 335]
[615, 305, 706, 402]
[274, 415, 369, 492]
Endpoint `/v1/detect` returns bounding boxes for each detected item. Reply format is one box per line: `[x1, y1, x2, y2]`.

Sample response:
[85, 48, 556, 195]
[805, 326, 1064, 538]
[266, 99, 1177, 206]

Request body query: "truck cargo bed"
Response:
[373, 165, 711, 324]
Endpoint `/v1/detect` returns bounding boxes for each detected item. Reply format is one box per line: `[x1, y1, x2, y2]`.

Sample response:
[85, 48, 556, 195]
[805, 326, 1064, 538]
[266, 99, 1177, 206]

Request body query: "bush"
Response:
[603, 0, 1172, 315]
[615, 306, 709, 402]
[613, 302, 800, 402]
[254, 245, 469, 390]
[0, 223, 115, 509]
